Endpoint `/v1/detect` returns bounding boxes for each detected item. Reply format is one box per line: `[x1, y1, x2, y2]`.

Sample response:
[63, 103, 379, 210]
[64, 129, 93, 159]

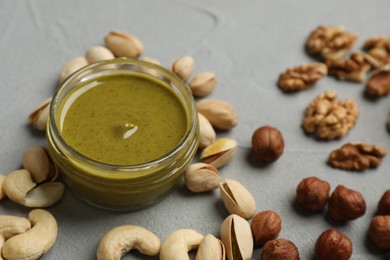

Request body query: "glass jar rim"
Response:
[49, 57, 198, 177]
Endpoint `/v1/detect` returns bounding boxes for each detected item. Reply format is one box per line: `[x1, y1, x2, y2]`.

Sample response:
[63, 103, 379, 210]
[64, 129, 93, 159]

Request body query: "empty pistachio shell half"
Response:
[60, 56, 88, 83]
[85, 46, 115, 63]
[28, 97, 51, 131]
[198, 113, 216, 149]
[184, 163, 221, 193]
[196, 99, 237, 130]
[171, 55, 194, 82]
[200, 138, 237, 168]
[220, 214, 253, 260]
[196, 233, 225, 260]
[220, 179, 256, 219]
[189, 72, 217, 97]
[104, 31, 144, 58]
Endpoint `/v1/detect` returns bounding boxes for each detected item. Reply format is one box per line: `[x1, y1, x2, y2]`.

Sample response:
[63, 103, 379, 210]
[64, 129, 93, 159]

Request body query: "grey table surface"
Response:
[1, 0, 390, 259]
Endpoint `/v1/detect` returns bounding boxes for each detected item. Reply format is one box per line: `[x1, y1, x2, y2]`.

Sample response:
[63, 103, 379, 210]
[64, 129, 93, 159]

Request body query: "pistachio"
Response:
[196, 99, 237, 130]
[22, 146, 57, 184]
[198, 113, 216, 149]
[184, 163, 221, 192]
[60, 56, 88, 83]
[170, 55, 194, 82]
[189, 72, 217, 97]
[220, 214, 253, 260]
[196, 233, 225, 260]
[85, 46, 115, 64]
[141, 57, 162, 78]
[28, 97, 51, 131]
[104, 31, 144, 58]
[200, 138, 237, 168]
[219, 179, 256, 219]
[143, 57, 161, 66]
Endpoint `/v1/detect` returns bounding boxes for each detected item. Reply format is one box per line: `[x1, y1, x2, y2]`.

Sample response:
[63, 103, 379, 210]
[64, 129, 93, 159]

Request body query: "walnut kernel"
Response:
[326, 52, 379, 82]
[302, 91, 359, 140]
[277, 63, 327, 92]
[296, 177, 330, 211]
[328, 142, 386, 171]
[328, 185, 366, 222]
[315, 229, 352, 260]
[364, 36, 390, 66]
[366, 67, 390, 97]
[306, 25, 357, 60]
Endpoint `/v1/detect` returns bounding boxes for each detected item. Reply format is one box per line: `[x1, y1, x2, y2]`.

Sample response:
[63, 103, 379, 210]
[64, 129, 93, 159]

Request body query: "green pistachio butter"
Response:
[59, 73, 188, 165]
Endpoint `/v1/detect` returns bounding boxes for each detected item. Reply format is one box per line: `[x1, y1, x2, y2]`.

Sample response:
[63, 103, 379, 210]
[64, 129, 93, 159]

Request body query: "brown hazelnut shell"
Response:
[328, 185, 366, 222]
[369, 215, 390, 250]
[315, 229, 352, 260]
[261, 238, 300, 260]
[251, 125, 284, 164]
[296, 176, 330, 211]
[251, 210, 282, 247]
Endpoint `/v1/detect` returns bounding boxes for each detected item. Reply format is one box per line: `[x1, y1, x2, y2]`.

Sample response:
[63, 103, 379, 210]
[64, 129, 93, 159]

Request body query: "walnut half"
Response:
[302, 91, 359, 140]
[328, 143, 386, 171]
[326, 52, 379, 82]
[364, 36, 390, 66]
[278, 63, 327, 92]
[306, 25, 357, 61]
[366, 66, 390, 97]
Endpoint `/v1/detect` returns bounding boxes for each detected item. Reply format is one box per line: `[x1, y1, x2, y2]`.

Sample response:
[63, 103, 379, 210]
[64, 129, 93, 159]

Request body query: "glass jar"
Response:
[47, 58, 199, 211]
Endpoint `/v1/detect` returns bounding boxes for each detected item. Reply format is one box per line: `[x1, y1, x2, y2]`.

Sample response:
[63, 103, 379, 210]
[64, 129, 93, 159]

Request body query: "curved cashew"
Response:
[3, 169, 64, 208]
[3, 170, 36, 204]
[0, 215, 31, 259]
[160, 229, 204, 260]
[97, 225, 161, 260]
[0, 175, 6, 200]
[2, 209, 58, 260]
[24, 182, 65, 207]
[22, 146, 58, 183]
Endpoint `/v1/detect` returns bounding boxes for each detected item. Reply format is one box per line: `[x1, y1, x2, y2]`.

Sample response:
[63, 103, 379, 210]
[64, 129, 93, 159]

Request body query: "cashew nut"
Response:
[160, 229, 204, 260]
[0, 175, 6, 200]
[2, 209, 58, 260]
[0, 216, 31, 259]
[22, 146, 56, 184]
[3, 169, 64, 208]
[97, 225, 161, 260]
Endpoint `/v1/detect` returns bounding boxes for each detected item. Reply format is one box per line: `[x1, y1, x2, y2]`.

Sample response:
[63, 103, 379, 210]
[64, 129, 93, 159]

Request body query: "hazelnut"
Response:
[251, 210, 282, 247]
[369, 215, 390, 250]
[328, 185, 366, 222]
[261, 239, 300, 260]
[296, 176, 330, 211]
[378, 189, 390, 215]
[315, 229, 352, 260]
[251, 126, 284, 163]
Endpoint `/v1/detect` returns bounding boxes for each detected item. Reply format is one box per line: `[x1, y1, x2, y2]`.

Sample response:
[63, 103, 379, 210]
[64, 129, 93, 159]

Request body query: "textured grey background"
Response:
[0, 0, 390, 259]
